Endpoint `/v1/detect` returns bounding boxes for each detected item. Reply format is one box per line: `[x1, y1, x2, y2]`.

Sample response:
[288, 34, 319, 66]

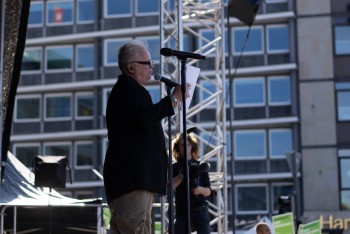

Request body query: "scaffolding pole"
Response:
[160, 0, 227, 232]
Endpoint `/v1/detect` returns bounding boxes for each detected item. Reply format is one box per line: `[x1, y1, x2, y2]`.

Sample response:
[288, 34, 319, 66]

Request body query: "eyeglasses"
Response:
[129, 60, 154, 68]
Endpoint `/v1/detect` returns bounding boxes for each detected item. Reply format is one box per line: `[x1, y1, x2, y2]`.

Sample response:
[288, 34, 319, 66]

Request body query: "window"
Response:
[226, 133, 232, 158]
[77, 0, 94, 22]
[104, 39, 130, 66]
[47, 0, 73, 25]
[146, 86, 160, 103]
[340, 159, 350, 189]
[166, 35, 190, 52]
[104, 0, 131, 17]
[76, 92, 94, 119]
[138, 37, 160, 62]
[15, 95, 41, 122]
[337, 91, 350, 121]
[22, 47, 42, 72]
[236, 184, 268, 213]
[268, 76, 291, 105]
[198, 29, 228, 55]
[167, 0, 176, 10]
[13, 143, 40, 168]
[341, 191, 350, 210]
[102, 88, 112, 116]
[234, 78, 265, 107]
[269, 129, 292, 158]
[44, 142, 71, 157]
[199, 80, 217, 108]
[199, 80, 229, 108]
[334, 26, 350, 55]
[136, 0, 158, 14]
[272, 184, 293, 212]
[233, 27, 263, 55]
[102, 137, 109, 164]
[267, 25, 289, 53]
[75, 141, 93, 168]
[46, 46, 73, 71]
[44, 142, 71, 167]
[28, 2, 43, 26]
[45, 94, 72, 120]
[76, 44, 95, 70]
[200, 131, 221, 159]
[339, 149, 350, 210]
[234, 130, 266, 160]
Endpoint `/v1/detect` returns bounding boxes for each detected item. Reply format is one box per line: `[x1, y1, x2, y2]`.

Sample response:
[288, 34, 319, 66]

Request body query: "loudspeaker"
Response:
[34, 155, 68, 188]
[228, 0, 262, 26]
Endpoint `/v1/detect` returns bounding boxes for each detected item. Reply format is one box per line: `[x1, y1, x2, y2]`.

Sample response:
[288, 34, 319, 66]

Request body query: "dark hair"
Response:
[255, 222, 270, 233]
[172, 132, 199, 161]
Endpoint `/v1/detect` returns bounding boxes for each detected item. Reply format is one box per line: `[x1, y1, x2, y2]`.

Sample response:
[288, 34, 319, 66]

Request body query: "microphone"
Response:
[160, 48, 206, 60]
[154, 73, 179, 88]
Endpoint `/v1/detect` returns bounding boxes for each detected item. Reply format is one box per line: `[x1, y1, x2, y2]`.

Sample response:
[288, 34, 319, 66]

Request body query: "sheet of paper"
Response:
[182, 65, 200, 111]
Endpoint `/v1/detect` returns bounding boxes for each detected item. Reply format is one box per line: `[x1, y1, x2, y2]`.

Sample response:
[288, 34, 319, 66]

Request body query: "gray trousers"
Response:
[109, 190, 154, 234]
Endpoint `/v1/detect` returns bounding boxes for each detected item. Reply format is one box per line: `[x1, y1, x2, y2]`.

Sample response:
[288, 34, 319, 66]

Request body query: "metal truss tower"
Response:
[160, 0, 228, 232]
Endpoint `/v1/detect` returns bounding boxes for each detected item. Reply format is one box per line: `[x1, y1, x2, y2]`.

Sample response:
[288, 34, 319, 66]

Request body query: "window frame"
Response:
[44, 93, 72, 121]
[236, 183, 269, 214]
[266, 24, 290, 54]
[76, 44, 95, 71]
[103, 0, 132, 18]
[77, 0, 95, 23]
[102, 87, 112, 116]
[337, 91, 350, 121]
[146, 85, 161, 103]
[28, 1, 44, 27]
[21, 47, 43, 74]
[338, 149, 350, 210]
[233, 77, 265, 107]
[74, 140, 94, 169]
[334, 25, 350, 56]
[75, 91, 94, 120]
[271, 182, 293, 213]
[15, 94, 42, 123]
[234, 129, 267, 160]
[199, 79, 229, 109]
[44, 141, 72, 167]
[135, 0, 159, 16]
[197, 29, 229, 57]
[269, 128, 292, 159]
[199, 131, 221, 162]
[232, 26, 264, 56]
[46, 0, 74, 26]
[13, 143, 41, 168]
[268, 76, 291, 106]
[103, 38, 132, 66]
[101, 137, 108, 166]
[136, 36, 161, 63]
[45, 45, 73, 73]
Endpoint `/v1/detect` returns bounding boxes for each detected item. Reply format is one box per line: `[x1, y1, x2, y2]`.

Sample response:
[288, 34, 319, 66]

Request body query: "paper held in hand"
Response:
[182, 65, 200, 111]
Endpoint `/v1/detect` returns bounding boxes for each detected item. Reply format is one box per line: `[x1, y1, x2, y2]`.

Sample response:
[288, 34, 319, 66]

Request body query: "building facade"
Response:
[10, 0, 350, 233]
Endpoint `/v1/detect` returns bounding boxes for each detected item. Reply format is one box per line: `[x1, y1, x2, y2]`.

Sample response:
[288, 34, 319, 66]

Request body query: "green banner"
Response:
[272, 212, 295, 234]
[298, 220, 321, 234]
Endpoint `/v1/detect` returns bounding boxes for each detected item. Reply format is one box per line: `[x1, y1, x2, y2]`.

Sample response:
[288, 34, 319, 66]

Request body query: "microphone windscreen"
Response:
[160, 48, 173, 56]
[154, 73, 162, 81]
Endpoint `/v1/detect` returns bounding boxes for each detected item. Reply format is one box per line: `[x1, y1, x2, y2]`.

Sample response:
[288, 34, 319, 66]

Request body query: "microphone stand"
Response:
[166, 85, 175, 234]
[179, 57, 191, 234]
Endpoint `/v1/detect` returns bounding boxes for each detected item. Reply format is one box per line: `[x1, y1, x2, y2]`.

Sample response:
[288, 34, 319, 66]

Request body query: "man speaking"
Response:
[103, 39, 189, 234]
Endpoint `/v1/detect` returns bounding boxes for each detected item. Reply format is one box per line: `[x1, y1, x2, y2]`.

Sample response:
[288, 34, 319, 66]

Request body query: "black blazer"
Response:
[103, 75, 175, 203]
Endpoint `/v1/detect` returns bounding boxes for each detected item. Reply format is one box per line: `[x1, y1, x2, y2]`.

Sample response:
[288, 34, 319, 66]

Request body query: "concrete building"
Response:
[8, 0, 350, 233]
